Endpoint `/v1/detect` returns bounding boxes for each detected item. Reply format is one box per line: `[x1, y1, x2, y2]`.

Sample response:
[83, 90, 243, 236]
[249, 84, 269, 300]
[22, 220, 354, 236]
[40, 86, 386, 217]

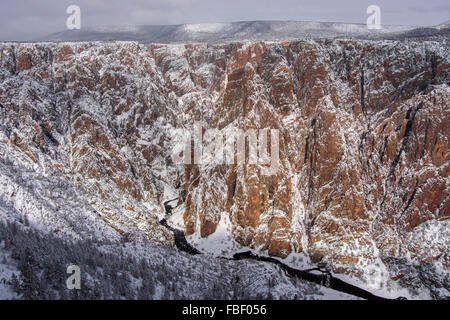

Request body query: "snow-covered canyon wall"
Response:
[0, 40, 448, 297]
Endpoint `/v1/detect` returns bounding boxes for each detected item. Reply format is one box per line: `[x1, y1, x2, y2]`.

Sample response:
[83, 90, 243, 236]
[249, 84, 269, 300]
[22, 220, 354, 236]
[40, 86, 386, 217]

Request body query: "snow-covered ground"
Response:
[186, 211, 243, 258]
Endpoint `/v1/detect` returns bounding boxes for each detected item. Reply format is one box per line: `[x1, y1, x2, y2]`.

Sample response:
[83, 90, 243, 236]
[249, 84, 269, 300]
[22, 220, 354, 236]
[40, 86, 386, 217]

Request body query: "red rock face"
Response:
[167, 41, 449, 291]
[0, 40, 448, 295]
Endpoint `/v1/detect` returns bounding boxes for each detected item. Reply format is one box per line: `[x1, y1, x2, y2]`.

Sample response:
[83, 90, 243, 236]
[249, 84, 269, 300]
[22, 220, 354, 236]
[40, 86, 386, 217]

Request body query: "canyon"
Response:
[0, 38, 448, 298]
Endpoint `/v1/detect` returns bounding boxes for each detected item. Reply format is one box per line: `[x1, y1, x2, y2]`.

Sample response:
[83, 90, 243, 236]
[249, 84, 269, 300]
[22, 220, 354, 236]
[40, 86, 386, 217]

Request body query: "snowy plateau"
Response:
[0, 21, 449, 300]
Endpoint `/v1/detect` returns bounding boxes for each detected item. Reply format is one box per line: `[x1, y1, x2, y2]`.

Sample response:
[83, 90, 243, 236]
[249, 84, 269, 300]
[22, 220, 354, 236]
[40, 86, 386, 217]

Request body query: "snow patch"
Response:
[187, 212, 243, 258]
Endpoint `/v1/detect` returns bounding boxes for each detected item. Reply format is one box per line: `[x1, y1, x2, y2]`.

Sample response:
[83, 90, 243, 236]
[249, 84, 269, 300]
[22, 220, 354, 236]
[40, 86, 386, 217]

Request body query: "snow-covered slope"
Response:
[0, 217, 359, 300]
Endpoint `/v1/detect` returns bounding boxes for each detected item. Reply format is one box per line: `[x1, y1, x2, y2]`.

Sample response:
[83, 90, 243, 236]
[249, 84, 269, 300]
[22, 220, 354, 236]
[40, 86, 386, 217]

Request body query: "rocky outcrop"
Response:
[0, 39, 448, 297]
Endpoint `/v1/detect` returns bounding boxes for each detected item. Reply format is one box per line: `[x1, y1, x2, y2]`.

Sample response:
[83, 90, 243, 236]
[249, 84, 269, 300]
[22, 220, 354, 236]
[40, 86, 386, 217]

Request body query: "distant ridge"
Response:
[40, 20, 443, 43]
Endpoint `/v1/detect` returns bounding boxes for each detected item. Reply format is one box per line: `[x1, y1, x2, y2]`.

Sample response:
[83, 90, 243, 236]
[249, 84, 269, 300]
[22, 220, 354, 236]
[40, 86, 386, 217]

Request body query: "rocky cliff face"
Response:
[0, 39, 448, 297]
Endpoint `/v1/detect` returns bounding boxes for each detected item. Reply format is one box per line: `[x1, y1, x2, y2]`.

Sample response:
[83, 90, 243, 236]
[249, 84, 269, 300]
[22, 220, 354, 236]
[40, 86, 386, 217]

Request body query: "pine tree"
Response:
[18, 248, 39, 299]
[10, 273, 21, 295]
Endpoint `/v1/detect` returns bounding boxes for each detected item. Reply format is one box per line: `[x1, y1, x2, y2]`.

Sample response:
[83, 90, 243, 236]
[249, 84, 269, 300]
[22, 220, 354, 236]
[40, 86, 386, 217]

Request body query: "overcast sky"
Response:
[1, 0, 449, 40]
